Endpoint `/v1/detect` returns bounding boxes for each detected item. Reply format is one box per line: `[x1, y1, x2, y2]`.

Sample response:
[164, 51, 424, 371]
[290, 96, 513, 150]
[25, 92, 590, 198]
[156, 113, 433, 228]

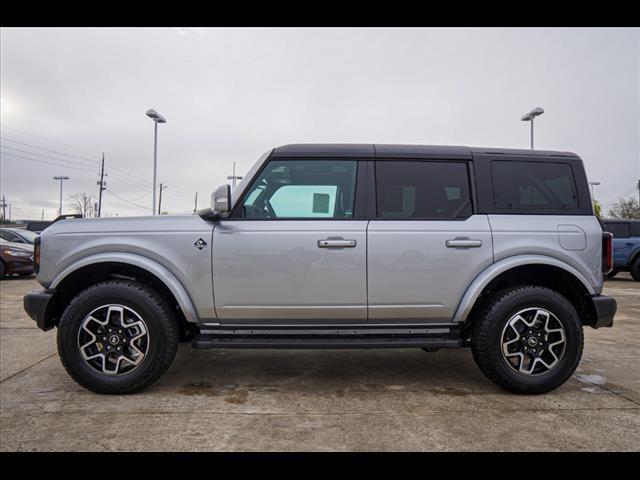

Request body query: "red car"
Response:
[0, 239, 34, 278]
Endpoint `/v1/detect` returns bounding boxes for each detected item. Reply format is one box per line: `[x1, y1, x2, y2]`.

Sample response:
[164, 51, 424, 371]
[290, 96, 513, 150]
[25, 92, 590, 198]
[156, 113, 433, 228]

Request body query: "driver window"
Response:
[239, 160, 357, 219]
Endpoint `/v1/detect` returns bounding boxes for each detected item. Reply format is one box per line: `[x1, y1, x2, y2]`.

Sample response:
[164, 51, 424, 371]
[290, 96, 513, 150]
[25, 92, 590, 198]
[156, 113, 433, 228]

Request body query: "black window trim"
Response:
[372, 158, 476, 221]
[227, 157, 371, 221]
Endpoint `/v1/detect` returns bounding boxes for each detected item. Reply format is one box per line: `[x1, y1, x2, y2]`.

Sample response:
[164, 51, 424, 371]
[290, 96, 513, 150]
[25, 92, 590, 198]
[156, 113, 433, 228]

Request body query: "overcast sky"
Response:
[1, 27, 638, 219]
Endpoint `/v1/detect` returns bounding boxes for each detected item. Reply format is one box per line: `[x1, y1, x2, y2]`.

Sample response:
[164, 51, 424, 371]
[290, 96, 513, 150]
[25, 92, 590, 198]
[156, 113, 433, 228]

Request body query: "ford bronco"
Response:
[24, 144, 617, 394]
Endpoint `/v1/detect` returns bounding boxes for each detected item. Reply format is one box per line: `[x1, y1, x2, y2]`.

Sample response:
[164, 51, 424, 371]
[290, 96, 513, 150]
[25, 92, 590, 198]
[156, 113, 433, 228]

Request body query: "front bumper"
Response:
[590, 294, 617, 329]
[23, 289, 57, 331]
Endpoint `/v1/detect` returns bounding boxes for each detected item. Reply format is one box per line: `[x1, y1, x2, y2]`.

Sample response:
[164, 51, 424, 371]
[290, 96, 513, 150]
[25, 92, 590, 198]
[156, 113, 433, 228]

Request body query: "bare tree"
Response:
[608, 197, 640, 220]
[67, 193, 97, 218]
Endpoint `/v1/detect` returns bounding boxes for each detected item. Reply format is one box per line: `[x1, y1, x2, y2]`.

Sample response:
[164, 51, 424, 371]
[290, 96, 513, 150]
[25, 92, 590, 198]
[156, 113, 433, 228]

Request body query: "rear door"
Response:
[367, 159, 493, 323]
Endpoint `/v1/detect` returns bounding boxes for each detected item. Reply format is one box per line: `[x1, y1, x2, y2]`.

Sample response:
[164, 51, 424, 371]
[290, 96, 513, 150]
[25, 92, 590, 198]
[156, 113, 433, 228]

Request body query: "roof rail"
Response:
[51, 213, 83, 224]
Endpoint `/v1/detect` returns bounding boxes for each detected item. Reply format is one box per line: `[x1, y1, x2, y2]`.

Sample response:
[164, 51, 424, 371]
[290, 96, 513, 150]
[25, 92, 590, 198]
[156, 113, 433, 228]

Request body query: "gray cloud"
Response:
[1, 27, 638, 218]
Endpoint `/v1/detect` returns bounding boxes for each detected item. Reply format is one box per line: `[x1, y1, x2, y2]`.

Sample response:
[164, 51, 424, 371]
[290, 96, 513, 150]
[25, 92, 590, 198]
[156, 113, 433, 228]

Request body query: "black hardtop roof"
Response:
[271, 143, 578, 159]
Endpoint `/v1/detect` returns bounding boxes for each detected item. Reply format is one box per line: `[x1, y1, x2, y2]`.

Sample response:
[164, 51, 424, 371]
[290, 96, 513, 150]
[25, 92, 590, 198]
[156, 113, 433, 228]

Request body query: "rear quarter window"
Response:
[491, 161, 579, 212]
[630, 223, 640, 238]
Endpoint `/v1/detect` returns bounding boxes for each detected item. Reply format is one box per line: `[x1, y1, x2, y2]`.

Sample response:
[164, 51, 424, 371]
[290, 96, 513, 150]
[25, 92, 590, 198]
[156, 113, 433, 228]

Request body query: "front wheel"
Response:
[471, 286, 583, 394]
[57, 280, 179, 394]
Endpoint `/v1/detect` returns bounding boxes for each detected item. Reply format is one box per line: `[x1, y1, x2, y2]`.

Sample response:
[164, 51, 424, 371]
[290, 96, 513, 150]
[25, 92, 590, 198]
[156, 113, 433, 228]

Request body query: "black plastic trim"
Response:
[23, 289, 57, 331]
[590, 295, 617, 329]
[192, 334, 463, 349]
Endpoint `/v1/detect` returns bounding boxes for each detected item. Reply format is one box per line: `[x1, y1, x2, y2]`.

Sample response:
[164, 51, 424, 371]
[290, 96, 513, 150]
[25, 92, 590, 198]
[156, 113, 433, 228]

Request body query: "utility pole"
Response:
[53, 176, 70, 216]
[193, 191, 198, 214]
[41, 209, 44, 221]
[227, 162, 243, 190]
[97, 153, 106, 217]
[1, 195, 6, 224]
[158, 183, 167, 215]
[637, 179, 640, 204]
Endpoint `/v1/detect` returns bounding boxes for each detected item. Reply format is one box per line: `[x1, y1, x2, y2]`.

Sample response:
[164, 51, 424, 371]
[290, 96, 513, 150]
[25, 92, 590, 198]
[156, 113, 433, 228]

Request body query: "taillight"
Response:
[34, 236, 41, 274]
[602, 232, 613, 275]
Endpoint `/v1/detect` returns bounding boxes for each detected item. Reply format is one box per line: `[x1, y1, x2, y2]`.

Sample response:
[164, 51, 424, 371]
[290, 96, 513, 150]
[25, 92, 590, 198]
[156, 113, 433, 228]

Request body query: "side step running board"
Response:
[192, 335, 463, 349]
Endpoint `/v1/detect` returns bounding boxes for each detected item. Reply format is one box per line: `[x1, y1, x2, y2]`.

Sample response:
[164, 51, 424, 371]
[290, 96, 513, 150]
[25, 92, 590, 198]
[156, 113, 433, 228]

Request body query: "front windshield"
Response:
[17, 230, 39, 244]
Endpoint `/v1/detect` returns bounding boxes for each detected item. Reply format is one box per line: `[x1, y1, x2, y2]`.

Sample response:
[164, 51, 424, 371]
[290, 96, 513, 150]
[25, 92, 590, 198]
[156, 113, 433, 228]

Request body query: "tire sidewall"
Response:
[58, 282, 174, 392]
[481, 288, 583, 392]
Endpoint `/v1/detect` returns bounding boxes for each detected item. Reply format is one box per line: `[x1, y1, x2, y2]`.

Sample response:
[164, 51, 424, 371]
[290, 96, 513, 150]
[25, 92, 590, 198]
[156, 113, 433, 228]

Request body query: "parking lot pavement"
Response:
[1, 275, 639, 452]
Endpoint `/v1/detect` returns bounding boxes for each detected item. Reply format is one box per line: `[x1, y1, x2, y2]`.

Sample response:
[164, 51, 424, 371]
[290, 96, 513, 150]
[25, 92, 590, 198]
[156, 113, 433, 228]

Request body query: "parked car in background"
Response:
[602, 219, 640, 281]
[0, 227, 40, 245]
[0, 239, 35, 278]
[24, 221, 52, 233]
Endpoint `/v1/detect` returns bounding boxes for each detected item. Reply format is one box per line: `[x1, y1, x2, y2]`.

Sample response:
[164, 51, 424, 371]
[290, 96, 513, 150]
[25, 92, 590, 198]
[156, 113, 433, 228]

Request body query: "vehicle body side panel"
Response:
[487, 214, 603, 294]
[212, 220, 368, 323]
[452, 253, 597, 323]
[367, 215, 493, 323]
[37, 215, 215, 321]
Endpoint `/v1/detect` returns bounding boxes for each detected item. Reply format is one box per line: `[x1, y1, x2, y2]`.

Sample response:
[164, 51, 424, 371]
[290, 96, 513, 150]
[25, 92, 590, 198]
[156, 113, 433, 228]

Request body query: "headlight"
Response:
[3, 249, 32, 257]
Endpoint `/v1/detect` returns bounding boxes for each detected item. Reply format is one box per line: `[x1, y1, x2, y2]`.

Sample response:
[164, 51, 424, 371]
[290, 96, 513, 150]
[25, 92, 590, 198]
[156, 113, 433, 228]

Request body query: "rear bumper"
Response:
[23, 289, 57, 331]
[590, 294, 617, 329]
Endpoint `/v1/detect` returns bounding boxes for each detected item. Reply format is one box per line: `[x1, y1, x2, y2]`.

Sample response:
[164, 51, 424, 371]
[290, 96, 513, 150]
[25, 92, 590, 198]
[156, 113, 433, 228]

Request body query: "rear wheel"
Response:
[57, 280, 179, 394]
[471, 286, 583, 394]
[0, 261, 5, 278]
[631, 258, 640, 282]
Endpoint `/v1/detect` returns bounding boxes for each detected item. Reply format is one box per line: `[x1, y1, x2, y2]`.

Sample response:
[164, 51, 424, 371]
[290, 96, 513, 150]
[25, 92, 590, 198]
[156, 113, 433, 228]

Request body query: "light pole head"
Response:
[521, 107, 544, 122]
[53, 176, 70, 180]
[146, 109, 167, 123]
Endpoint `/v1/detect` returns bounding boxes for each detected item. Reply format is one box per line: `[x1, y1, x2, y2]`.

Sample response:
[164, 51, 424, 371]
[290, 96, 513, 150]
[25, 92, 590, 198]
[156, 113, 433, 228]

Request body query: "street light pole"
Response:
[521, 107, 545, 149]
[146, 109, 167, 215]
[53, 176, 70, 216]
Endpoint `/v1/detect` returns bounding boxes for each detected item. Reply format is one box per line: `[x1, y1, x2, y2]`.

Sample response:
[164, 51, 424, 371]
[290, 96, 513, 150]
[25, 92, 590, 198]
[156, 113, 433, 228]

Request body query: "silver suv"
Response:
[24, 144, 617, 394]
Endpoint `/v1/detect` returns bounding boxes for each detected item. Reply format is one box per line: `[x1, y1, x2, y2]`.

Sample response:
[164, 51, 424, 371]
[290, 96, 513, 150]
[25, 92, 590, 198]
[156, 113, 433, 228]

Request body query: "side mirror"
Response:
[197, 184, 231, 220]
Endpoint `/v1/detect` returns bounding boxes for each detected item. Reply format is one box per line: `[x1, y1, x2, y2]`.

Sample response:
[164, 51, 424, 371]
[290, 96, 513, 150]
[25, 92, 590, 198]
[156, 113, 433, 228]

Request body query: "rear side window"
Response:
[375, 161, 472, 219]
[630, 223, 640, 237]
[604, 222, 631, 238]
[491, 161, 578, 211]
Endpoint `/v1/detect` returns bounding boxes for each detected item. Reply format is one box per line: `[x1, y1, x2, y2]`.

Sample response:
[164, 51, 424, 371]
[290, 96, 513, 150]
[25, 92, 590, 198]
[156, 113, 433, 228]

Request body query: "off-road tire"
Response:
[57, 280, 179, 394]
[471, 285, 583, 394]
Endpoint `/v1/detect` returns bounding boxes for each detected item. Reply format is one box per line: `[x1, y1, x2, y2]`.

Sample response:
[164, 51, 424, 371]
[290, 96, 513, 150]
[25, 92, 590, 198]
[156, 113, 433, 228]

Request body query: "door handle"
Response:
[445, 238, 483, 248]
[626, 242, 635, 246]
[318, 239, 357, 248]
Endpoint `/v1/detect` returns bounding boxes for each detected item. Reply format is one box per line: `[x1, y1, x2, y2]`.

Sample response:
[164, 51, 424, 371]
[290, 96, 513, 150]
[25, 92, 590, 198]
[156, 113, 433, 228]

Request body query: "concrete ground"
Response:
[1, 274, 638, 451]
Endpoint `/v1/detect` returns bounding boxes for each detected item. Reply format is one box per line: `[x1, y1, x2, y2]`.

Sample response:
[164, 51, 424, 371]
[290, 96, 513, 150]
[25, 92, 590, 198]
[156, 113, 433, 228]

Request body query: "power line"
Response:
[0, 136, 100, 164]
[1, 145, 100, 169]
[0, 151, 97, 173]
[106, 189, 153, 211]
[1, 126, 102, 155]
